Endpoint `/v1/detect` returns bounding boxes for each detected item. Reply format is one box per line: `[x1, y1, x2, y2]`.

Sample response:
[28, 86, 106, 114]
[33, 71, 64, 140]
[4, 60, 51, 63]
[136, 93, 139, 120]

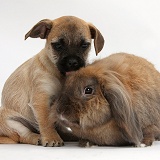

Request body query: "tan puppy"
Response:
[0, 16, 104, 146]
[56, 53, 160, 147]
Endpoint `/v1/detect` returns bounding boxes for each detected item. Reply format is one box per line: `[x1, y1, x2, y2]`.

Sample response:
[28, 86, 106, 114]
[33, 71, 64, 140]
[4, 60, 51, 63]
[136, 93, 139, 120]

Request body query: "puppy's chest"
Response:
[38, 73, 63, 95]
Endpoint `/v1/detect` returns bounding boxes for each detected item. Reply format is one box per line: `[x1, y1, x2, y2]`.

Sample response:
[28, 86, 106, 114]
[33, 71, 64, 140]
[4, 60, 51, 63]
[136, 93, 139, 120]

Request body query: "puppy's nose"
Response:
[67, 58, 78, 68]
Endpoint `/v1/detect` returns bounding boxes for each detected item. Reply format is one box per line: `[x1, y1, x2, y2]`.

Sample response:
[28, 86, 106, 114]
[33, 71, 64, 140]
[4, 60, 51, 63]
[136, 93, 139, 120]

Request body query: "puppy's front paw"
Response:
[20, 133, 41, 145]
[41, 135, 64, 147]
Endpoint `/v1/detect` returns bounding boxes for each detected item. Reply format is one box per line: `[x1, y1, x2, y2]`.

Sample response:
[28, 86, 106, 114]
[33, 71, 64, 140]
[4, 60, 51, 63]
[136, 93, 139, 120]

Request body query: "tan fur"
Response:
[0, 16, 104, 146]
[56, 53, 160, 147]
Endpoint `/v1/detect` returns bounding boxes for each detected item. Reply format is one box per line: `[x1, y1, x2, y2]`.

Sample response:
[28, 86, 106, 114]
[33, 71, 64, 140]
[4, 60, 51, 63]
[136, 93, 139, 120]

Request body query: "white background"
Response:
[0, 0, 160, 159]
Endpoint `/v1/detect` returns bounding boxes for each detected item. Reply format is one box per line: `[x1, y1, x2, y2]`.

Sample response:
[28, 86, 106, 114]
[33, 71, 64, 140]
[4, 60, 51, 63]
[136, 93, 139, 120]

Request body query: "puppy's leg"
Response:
[0, 108, 40, 145]
[0, 137, 18, 144]
[6, 118, 41, 145]
[31, 93, 63, 147]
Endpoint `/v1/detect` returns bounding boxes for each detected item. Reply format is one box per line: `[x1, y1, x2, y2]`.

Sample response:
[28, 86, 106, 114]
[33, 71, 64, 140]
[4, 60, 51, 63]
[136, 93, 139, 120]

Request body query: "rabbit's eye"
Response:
[84, 87, 93, 95]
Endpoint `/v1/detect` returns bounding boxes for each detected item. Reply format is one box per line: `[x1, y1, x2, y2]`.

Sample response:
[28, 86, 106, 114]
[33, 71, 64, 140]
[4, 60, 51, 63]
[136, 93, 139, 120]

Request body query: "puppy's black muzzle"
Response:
[57, 56, 85, 75]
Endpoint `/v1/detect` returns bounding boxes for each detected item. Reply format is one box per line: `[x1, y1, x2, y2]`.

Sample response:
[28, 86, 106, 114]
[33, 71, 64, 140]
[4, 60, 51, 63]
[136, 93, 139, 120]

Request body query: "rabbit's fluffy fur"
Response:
[56, 53, 160, 147]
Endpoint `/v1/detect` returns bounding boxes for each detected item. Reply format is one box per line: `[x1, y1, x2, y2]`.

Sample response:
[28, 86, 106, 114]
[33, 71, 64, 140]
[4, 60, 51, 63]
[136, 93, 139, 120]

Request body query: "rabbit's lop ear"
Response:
[99, 72, 143, 145]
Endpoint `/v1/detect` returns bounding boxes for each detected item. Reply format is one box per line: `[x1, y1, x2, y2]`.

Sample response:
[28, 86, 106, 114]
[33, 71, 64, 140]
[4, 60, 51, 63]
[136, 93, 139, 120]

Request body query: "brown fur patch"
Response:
[56, 53, 160, 146]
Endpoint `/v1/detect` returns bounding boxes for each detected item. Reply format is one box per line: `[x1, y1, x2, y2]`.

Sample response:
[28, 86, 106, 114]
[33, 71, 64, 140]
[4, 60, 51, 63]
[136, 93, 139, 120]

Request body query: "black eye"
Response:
[84, 87, 93, 95]
[81, 42, 90, 49]
[52, 42, 63, 51]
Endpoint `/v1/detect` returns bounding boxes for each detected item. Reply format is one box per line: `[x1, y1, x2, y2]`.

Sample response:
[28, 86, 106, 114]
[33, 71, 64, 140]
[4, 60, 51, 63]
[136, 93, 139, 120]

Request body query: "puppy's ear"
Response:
[88, 24, 104, 55]
[25, 19, 52, 40]
[99, 72, 143, 145]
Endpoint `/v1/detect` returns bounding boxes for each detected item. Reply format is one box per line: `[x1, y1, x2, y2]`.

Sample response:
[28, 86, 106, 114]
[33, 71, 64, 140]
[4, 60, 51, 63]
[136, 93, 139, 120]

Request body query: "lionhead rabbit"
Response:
[56, 53, 160, 147]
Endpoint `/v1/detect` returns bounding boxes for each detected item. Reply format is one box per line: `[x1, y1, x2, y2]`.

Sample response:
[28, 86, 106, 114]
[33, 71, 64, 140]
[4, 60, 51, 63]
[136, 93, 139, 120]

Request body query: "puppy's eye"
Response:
[81, 42, 90, 49]
[84, 87, 93, 95]
[52, 42, 63, 51]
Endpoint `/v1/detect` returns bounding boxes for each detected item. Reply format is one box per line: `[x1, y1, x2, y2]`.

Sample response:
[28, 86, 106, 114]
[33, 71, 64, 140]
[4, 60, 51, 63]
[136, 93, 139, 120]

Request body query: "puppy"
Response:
[0, 16, 104, 146]
[56, 53, 160, 147]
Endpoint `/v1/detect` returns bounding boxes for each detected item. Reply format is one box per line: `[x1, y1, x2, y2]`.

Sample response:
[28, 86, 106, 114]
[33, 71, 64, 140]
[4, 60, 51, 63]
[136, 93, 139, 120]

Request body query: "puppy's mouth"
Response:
[57, 56, 85, 76]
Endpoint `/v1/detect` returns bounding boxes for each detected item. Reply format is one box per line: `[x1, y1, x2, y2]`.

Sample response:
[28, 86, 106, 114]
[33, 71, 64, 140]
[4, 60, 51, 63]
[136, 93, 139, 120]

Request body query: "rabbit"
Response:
[55, 52, 160, 147]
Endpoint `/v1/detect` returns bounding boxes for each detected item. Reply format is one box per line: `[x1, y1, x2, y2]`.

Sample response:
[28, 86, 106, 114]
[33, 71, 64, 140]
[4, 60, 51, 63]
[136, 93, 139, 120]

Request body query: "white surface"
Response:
[0, 142, 160, 160]
[0, 0, 160, 159]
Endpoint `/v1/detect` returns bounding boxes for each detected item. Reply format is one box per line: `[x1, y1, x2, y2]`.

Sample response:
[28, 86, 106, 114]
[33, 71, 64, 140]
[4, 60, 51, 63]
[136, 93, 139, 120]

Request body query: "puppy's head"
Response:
[56, 64, 142, 145]
[25, 16, 104, 75]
